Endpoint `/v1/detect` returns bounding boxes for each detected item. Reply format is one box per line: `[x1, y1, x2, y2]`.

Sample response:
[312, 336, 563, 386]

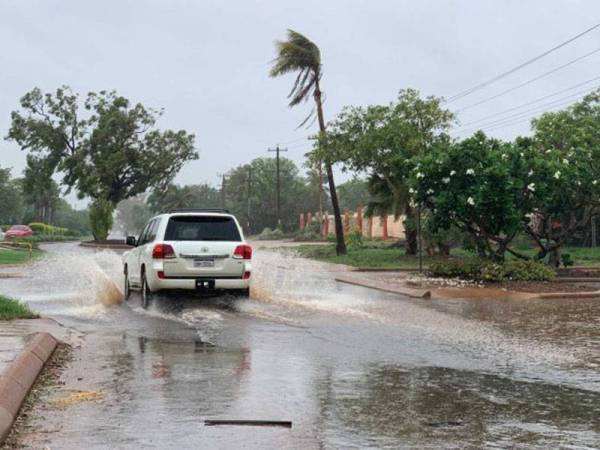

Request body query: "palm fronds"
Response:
[270, 29, 322, 107]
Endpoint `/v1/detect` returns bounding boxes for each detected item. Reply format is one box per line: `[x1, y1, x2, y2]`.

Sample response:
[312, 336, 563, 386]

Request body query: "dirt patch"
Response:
[1, 343, 73, 449]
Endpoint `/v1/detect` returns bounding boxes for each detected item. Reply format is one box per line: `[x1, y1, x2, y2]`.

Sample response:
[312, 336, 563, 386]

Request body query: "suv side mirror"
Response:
[126, 236, 137, 247]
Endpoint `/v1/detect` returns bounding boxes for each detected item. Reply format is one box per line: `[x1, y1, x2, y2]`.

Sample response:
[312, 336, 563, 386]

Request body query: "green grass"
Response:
[0, 295, 36, 320]
[293, 242, 600, 269]
[0, 248, 43, 265]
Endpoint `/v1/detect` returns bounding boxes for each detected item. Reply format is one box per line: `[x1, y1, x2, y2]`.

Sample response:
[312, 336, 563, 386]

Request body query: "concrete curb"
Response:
[0, 332, 58, 444]
[334, 275, 431, 299]
[534, 290, 600, 299]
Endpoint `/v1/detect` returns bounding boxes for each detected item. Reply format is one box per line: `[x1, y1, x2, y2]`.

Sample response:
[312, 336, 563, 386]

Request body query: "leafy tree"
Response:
[52, 199, 91, 236]
[147, 183, 221, 214]
[115, 196, 153, 235]
[7, 87, 197, 240]
[21, 155, 60, 223]
[409, 132, 532, 261]
[270, 29, 347, 254]
[225, 157, 319, 234]
[337, 176, 370, 211]
[0, 167, 24, 225]
[315, 89, 455, 254]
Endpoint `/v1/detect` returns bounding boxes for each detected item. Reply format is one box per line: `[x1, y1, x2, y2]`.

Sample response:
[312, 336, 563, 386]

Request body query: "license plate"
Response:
[194, 258, 214, 268]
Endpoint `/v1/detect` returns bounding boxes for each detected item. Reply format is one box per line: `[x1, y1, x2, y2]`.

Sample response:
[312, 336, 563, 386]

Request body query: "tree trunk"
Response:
[404, 204, 417, 255]
[314, 80, 346, 255]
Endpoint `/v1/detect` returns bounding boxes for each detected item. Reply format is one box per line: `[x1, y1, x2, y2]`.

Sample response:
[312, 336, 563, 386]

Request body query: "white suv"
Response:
[122, 209, 252, 307]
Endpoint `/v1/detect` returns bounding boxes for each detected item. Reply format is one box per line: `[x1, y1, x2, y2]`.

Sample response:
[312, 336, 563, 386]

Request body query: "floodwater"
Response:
[1, 242, 599, 449]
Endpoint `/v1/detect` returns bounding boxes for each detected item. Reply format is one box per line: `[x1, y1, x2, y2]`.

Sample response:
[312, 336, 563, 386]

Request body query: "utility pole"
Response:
[268, 145, 288, 228]
[246, 167, 253, 232]
[217, 173, 229, 209]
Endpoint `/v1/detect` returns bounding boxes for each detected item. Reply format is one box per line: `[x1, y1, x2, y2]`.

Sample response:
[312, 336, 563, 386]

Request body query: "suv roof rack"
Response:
[167, 208, 231, 214]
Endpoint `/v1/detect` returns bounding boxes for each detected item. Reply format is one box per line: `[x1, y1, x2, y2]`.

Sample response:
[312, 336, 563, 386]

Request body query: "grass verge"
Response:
[293, 242, 600, 269]
[0, 295, 37, 320]
[0, 247, 43, 265]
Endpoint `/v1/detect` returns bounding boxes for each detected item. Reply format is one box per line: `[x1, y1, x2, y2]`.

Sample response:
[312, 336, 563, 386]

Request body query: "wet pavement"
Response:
[1, 242, 599, 449]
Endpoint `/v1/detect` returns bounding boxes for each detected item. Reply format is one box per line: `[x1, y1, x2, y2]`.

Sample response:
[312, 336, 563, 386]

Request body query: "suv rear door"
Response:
[161, 214, 245, 278]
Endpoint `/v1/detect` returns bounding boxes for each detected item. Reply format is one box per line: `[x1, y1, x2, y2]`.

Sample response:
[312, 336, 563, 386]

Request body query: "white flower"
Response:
[501, 153, 508, 160]
[426, 189, 434, 195]
[554, 171, 561, 179]
[442, 177, 450, 184]
[562, 158, 569, 165]
[450, 170, 457, 176]
[467, 197, 475, 206]
[436, 159, 442, 164]
[466, 168, 475, 175]
[594, 180, 598, 186]
[409, 188, 416, 194]
[416, 172, 424, 179]
[520, 152, 524, 157]
[545, 149, 552, 154]
[528, 169, 534, 177]
[577, 181, 582, 186]
[527, 183, 535, 192]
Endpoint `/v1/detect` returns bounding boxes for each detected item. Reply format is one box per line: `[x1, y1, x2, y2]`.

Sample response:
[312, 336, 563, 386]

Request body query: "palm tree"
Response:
[270, 29, 347, 255]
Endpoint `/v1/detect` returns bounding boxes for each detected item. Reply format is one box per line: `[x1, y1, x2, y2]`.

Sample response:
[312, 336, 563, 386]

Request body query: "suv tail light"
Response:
[152, 243, 176, 259]
[233, 244, 252, 260]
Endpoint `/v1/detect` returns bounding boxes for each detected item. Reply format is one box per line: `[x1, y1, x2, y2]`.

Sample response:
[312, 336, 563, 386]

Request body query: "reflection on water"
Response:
[318, 364, 600, 449]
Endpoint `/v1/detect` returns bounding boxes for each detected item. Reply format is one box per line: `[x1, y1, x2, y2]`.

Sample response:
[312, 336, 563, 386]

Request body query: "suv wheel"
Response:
[141, 270, 152, 309]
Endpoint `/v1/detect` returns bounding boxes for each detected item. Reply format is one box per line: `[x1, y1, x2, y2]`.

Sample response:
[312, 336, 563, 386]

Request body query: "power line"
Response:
[447, 21, 600, 102]
[456, 90, 590, 134]
[455, 46, 600, 113]
[458, 75, 600, 127]
[456, 94, 585, 135]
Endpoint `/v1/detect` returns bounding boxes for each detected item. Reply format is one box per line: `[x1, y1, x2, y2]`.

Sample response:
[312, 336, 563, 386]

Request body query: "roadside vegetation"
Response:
[0, 295, 36, 320]
[0, 246, 43, 265]
[294, 240, 600, 273]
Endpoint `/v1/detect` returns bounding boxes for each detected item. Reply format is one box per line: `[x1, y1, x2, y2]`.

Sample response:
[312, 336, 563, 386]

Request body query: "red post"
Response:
[356, 206, 363, 234]
[307, 212, 313, 226]
[323, 212, 329, 236]
[381, 214, 388, 241]
[344, 210, 351, 234]
[299, 213, 305, 231]
[368, 216, 373, 239]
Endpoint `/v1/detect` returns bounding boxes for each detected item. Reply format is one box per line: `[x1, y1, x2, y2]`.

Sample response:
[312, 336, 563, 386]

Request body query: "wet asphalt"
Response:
[1, 242, 599, 449]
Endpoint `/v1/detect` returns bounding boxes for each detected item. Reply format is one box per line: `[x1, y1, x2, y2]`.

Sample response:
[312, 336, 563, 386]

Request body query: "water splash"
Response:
[2, 245, 124, 316]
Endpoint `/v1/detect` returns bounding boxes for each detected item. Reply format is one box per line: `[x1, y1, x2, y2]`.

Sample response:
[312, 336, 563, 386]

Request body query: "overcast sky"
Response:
[2, 1, 600, 206]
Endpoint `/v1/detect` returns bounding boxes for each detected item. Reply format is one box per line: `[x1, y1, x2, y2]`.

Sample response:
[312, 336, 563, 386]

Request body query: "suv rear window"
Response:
[164, 216, 241, 242]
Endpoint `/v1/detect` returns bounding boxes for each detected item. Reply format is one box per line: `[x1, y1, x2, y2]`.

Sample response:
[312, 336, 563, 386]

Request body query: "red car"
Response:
[5, 225, 33, 239]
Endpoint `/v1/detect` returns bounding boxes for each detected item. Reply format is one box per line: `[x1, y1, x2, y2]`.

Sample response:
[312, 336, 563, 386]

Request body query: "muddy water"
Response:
[2, 242, 599, 449]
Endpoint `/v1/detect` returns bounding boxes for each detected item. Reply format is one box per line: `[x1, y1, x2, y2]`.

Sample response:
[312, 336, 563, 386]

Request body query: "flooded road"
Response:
[1, 242, 599, 449]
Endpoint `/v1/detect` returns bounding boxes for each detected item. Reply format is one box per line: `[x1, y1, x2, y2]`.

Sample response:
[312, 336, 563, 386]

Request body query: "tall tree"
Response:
[317, 89, 455, 254]
[270, 29, 347, 255]
[7, 87, 197, 240]
[0, 167, 24, 225]
[21, 155, 60, 223]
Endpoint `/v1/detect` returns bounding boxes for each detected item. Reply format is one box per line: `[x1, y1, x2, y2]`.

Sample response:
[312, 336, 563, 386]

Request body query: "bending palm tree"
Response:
[270, 29, 347, 255]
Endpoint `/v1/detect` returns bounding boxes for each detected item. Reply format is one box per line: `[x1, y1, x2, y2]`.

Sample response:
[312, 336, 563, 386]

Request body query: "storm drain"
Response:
[204, 420, 292, 428]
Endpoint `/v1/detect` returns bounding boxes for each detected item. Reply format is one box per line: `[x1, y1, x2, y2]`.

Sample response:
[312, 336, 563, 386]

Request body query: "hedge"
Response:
[429, 258, 556, 282]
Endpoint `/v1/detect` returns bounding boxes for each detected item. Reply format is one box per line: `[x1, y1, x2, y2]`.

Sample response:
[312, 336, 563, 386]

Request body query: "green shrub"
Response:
[29, 222, 72, 236]
[89, 199, 114, 241]
[479, 261, 505, 282]
[429, 258, 555, 282]
[503, 260, 556, 281]
[347, 230, 364, 249]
